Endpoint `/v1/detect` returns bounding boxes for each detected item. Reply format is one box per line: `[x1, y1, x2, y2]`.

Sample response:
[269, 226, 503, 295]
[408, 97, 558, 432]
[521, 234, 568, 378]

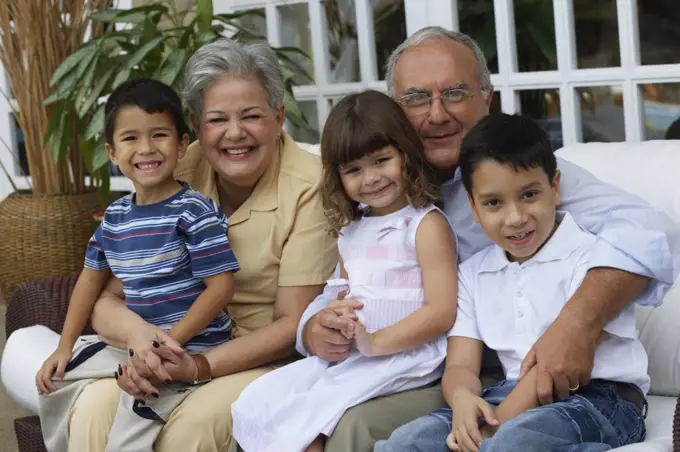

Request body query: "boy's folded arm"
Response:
[371, 211, 458, 356]
[442, 336, 485, 407]
[169, 272, 234, 345]
[493, 365, 540, 424]
[495, 330, 609, 424]
[60, 267, 113, 348]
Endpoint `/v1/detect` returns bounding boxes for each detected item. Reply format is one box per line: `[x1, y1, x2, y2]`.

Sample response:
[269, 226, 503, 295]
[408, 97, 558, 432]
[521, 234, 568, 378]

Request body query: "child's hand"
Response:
[339, 314, 356, 339]
[449, 389, 499, 452]
[352, 321, 377, 356]
[36, 346, 72, 395]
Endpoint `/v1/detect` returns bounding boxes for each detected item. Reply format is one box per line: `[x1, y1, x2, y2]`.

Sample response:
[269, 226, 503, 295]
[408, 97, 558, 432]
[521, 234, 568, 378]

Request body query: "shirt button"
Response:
[517, 310, 524, 318]
[515, 290, 523, 297]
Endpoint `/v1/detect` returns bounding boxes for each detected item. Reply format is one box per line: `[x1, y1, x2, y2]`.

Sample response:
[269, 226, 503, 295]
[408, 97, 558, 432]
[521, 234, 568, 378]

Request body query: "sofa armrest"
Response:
[5, 273, 94, 340]
[675, 395, 679, 452]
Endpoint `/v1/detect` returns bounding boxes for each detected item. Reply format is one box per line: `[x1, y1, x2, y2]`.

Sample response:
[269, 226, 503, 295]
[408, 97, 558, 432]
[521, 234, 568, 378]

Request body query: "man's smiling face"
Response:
[393, 38, 493, 179]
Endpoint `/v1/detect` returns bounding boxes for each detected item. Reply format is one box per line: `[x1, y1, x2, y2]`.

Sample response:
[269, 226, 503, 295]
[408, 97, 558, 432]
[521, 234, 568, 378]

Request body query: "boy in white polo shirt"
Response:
[375, 113, 650, 452]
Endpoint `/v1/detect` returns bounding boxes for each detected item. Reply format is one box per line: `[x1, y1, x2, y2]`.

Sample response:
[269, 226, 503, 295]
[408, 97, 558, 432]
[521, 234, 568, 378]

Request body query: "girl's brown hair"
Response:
[321, 90, 440, 237]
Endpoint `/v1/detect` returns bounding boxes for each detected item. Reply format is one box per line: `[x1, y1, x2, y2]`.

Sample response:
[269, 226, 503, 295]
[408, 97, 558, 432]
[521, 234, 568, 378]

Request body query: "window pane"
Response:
[638, 1, 680, 65]
[641, 83, 680, 140]
[490, 91, 501, 115]
[574, 0, 620, 68]
[279, 3, 314, 86]
[459, 0, 499, 73]
[288, 101, 320, 145]
[375, 0, 406, 80]
[237, 8, 267, 40]
[324, 0, 406, 83]
[11, 115, 28, 176]
[325, 0, 360, 83]
[577, 86, 626, 142]
[513, 0, 557, 72]
[519, 89, 562, 150]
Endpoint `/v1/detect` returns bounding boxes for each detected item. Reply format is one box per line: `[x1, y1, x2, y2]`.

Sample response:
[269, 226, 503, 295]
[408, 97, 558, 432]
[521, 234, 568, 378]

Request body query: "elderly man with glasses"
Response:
[295, 26, 678, 452]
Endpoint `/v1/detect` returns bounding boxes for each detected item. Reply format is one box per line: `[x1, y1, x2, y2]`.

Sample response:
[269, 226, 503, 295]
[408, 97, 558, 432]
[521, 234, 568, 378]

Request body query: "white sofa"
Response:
[555, 140, 680, 451]
[301, 139, 680, 450]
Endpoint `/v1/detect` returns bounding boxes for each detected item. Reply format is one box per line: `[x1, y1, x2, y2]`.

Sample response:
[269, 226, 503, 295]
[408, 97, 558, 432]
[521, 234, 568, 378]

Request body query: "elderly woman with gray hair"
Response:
[1, 39, 337, 451]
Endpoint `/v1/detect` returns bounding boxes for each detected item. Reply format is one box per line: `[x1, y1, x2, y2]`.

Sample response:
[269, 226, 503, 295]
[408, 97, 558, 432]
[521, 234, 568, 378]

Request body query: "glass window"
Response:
[513, 0, 557, 72]
[519, 89, 562, 150]
[638, 1, 680, 66]
[640, 83, 680, 140]
[10, 115, 28, 176]
[323, 0, 406, 83]
[458, 0, 499, 74]
[238, 8, 267, 40]
[574, 0, 620, 68]
[325, 0, 360, 83]
[288, 101, 320, 145]
[279, 3, 314, 86]
[577, 86, 626, 142]
[374, 0, 406, 80]
[490, 91, 501, 115]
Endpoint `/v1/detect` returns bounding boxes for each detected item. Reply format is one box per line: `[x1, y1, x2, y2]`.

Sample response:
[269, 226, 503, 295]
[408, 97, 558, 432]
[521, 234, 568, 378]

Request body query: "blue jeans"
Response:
[374, 379, 646, 452]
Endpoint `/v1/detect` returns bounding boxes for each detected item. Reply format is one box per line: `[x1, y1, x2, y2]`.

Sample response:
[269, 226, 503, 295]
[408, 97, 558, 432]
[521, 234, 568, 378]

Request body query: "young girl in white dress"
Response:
[231, 90, 459, 452]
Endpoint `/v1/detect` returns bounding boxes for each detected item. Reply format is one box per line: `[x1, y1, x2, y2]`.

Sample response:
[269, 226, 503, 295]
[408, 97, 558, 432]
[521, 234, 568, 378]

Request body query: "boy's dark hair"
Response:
[320, 90, 440, 236]
[665, 117, 680, 139]
[459, 113, 556, 197]
[104, 78, 190, 145]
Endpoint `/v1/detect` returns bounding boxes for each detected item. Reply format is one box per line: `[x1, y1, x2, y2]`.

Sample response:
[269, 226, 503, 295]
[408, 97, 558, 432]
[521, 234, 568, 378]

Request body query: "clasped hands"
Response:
[114, 325, 197, 401]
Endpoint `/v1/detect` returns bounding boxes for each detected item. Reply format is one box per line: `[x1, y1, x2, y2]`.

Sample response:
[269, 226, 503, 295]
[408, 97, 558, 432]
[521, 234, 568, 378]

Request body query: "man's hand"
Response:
[448, 389, 499, 452]
[302, 297, 363, 362]
[519, 316, 597, 405]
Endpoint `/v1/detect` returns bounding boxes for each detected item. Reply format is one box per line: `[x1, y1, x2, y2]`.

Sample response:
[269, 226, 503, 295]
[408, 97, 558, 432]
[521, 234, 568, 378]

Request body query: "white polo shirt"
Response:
[449, 213, 651, 394]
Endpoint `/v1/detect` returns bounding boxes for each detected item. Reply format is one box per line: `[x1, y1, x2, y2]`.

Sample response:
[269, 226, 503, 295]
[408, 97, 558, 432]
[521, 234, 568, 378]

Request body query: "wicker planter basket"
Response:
[0, 191, 100, 299]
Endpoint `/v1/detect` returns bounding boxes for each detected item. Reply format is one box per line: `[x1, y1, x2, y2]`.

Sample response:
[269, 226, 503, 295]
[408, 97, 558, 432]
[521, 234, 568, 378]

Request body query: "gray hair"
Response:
[183, 39, 285, 120]
[385, 26, 492, 97]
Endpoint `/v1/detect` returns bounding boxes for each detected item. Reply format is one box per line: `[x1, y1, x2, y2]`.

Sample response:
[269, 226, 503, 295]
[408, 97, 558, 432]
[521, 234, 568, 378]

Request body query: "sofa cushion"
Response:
[556, 141, 680, 397]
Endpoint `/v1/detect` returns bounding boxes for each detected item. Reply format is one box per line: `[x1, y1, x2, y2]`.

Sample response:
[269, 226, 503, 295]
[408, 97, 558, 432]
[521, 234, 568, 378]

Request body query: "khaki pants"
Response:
[68, 366, 274, 452]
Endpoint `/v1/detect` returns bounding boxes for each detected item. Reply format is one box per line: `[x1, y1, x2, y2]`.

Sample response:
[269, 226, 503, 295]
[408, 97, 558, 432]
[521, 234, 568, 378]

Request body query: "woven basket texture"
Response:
[0, 191, 99, 298]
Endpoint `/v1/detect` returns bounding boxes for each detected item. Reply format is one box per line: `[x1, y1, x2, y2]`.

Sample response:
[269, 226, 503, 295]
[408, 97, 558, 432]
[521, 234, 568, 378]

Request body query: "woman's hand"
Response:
[116, 345, 199, 400]
[126, 323, 184, 385]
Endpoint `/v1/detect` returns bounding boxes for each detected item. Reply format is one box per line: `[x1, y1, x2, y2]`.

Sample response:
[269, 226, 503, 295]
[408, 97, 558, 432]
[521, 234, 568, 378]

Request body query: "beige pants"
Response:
[68, 366, 274, 452]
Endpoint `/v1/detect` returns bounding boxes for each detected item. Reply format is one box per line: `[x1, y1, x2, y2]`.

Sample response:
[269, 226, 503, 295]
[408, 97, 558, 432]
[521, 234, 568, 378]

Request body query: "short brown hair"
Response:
[320, 90, 440, 237]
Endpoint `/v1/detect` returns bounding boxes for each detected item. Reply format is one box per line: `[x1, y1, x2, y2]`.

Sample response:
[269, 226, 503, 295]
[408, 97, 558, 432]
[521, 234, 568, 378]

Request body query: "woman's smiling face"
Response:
[195, 76, 284, 188]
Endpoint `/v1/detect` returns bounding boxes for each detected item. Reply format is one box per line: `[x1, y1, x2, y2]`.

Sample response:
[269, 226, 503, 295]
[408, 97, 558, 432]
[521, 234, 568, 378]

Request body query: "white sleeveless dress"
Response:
[231, 205, 451, 452]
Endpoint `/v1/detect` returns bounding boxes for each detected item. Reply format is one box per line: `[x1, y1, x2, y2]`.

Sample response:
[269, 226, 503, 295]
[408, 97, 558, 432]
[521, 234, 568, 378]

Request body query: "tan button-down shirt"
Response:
[174, 133, 338, 335]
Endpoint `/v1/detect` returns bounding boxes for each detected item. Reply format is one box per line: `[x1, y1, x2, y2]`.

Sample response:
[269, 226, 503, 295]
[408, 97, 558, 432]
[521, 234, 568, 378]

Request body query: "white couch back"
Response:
[556, 140, 680, 396]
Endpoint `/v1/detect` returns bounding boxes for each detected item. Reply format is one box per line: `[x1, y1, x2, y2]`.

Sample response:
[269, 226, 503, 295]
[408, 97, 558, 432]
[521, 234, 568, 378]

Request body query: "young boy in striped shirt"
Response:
[35, 78, 239, 452]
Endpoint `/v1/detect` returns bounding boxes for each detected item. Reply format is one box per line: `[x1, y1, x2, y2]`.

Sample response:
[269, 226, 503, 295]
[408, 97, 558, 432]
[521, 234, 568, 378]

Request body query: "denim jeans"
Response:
[374, 379, 646, 452]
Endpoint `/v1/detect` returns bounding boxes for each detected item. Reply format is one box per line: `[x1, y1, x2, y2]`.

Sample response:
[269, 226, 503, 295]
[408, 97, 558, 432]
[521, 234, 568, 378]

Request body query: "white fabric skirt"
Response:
[231, 335, 447, 452]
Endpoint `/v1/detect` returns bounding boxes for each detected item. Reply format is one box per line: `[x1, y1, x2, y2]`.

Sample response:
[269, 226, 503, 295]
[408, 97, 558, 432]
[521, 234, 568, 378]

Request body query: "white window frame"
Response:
[2, 0, 679, 201]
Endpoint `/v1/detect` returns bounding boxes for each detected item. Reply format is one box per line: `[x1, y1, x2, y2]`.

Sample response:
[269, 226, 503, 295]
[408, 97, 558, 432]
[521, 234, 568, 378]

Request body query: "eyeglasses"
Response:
[398, 88, 477, 115]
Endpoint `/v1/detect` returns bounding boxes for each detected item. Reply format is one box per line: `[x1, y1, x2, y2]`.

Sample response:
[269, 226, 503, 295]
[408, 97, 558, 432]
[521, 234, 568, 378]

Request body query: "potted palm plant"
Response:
[42, 0, 312, 192]
[0, 0, 110, 298]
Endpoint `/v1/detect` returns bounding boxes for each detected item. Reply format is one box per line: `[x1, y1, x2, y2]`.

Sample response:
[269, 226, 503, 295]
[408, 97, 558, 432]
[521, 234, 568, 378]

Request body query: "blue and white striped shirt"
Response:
[85, 182, 239, 350]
